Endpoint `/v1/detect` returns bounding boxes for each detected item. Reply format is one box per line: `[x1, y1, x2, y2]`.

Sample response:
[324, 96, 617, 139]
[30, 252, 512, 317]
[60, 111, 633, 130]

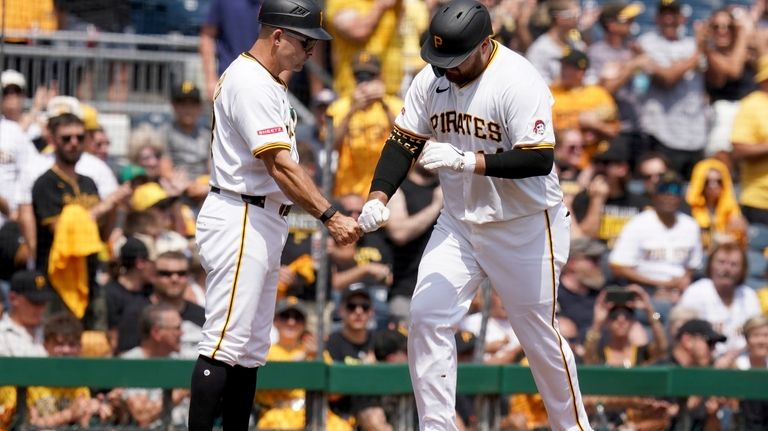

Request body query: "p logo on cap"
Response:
[433, 35, 443, 48]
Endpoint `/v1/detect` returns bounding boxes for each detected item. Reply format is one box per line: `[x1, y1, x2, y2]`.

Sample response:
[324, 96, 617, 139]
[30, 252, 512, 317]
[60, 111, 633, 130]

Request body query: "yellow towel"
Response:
[277, 254, 316, 299]
[686, 159, 743, 243]
[48, 204, 102, 318]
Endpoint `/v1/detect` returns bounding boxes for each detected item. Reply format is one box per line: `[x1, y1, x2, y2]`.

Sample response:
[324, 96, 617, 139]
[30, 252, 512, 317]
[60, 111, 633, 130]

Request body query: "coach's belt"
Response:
[210, 186, 292, 217]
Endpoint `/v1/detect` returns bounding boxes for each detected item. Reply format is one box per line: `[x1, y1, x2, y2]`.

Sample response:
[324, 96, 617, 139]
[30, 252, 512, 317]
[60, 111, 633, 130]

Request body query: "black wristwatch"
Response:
[319, 205, 338, 223]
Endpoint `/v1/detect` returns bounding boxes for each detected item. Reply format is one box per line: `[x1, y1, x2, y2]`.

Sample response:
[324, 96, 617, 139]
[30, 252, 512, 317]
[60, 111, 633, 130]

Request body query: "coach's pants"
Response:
[408, 202, 591, 431]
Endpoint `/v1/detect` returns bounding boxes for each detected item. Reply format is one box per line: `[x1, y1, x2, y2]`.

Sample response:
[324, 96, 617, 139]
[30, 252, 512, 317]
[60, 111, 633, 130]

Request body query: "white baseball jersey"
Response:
[396, 40, 562, 224]
[679, 278, 761, 356]
[609, 209, 704, 282]
[0, 118, 37, 225]
[209, 52, 298, 204]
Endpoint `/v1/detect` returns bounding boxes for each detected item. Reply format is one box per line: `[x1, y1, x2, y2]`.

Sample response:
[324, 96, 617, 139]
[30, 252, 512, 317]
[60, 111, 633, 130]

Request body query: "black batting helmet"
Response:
[259, 0, 332, 41]
[421, 0, 493, 69]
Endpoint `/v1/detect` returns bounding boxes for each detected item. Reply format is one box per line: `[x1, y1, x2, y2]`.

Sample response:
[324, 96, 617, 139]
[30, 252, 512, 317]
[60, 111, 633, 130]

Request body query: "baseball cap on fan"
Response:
[11, 270, 53, 304]
[1, 69, 26, 91]
[599, 1, 644, 26]
[420, 0, 493, 69]
[352, 51, 381, 82]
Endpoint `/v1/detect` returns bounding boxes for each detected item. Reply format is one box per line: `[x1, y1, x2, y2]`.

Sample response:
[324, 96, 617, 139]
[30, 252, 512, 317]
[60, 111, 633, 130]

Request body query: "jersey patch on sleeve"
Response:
[533, 120, 546, 136]
[257, 126, 284, 136]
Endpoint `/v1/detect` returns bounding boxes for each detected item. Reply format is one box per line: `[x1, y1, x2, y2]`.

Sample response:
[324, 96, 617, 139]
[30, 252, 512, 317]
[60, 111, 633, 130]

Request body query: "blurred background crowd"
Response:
[1, 0, 768, 429]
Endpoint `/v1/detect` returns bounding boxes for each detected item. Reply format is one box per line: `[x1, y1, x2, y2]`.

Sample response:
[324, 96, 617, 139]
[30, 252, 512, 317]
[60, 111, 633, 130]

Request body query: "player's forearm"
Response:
[267, 151, 333, 218]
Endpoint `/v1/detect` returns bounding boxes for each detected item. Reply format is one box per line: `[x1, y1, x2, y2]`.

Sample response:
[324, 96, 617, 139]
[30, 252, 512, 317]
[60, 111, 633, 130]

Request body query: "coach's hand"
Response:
[358, 199, 390, 233]
[419, 141, 476, 173]
[326, 214, 362, 246]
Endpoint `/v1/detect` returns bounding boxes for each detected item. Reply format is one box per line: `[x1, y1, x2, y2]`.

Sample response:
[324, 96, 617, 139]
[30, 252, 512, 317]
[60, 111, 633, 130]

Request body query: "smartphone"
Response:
[604, 286, 637, 304]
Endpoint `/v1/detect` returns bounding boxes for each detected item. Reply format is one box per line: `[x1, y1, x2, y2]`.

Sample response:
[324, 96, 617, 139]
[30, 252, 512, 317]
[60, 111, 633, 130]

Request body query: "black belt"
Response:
[211, 186, 292, 217]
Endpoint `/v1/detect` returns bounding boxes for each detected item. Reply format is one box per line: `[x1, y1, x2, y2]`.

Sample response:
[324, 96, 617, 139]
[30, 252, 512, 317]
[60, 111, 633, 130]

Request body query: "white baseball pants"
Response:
[196, 191, 288, 368]
[408, 202, 591, 431]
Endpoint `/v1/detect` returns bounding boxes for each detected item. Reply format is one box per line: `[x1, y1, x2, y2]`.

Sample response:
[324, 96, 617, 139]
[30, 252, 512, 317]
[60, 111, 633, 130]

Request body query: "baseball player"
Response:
[357, 1, 592, 430]
[187, 1, 361, 429]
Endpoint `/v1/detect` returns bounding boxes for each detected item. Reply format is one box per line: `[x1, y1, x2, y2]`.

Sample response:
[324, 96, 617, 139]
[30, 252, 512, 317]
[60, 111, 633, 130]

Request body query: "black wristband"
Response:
[319, 206, 338, 223]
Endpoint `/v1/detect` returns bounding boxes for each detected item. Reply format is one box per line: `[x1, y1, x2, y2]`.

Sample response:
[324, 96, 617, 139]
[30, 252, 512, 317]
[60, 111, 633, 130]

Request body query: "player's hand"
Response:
[358, 199, 390, 233]
[419, 141, 476, 173]
[326, 213, 362, 245]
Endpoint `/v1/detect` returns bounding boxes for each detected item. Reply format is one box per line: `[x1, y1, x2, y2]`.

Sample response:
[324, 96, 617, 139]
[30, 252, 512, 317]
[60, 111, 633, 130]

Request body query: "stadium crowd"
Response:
[1, 0, 768, 429]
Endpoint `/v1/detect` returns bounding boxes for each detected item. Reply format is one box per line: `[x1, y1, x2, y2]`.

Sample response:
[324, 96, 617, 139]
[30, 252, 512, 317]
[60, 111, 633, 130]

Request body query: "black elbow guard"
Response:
[370, 127, 427, 198]
[484, 147, 554, 179]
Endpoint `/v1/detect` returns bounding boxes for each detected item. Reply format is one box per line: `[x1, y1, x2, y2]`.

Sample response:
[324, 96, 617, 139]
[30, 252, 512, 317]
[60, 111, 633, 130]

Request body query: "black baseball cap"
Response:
[593, 137, 629, 163]
[10, 270, 53, 304]
[341, 284, 371, 303]
[352, 51, 381, 81]
[676, 319, 727, 344]
[171, 81, 201, 103]
[275, 296, 308, 318]
[657, 0, 682, 14]
[120, 237, 150, 263]
[455, 330, 477, 355]
[560, 47, 590, 70]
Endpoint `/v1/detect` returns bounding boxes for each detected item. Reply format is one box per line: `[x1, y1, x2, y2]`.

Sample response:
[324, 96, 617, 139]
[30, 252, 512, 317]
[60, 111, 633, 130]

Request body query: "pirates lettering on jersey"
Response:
[429, 111, 502, 142]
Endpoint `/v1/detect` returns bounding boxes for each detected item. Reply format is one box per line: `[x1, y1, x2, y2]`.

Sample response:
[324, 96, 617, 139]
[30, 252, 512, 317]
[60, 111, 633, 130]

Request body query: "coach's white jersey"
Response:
[397, 40, 562, 223]
[209, 52, 298, 204]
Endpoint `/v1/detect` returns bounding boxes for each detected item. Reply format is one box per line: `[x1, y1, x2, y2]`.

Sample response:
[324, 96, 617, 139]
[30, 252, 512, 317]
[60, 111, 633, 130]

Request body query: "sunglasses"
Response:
[282, 29, 318, 52]
[278, 310, 306, 322]
[157, 269, 188, 278]
[641, 172, 664, 181]
[59, 134, 86, 143]
[656, 182, 683, 195]
[705, 178, 723, 187]
[345, 301, 371, 312]
[710, 23, 734, 31]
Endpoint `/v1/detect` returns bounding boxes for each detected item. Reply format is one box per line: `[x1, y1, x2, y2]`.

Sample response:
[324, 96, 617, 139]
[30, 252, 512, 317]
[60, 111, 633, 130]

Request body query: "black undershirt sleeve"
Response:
[483, 147, 554, 179]
[369, 127, 427, 198]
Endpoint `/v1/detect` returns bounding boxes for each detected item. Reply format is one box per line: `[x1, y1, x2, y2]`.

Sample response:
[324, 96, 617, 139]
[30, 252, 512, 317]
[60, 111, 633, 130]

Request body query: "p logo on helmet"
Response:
[433, 35, 443, 48]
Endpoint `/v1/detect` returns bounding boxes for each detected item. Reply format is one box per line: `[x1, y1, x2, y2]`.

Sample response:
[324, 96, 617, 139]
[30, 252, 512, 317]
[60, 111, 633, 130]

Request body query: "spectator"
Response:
[26, 312, 112, 428]
[736, 316, 768, 430]
[554, 128, 591, 209]
[160, 82, 211, 190]
[117, 303, 188, 428]
[634, 151, 670, 205]
[0, 1, 57, 42]
[0, 270, 51, 356]
[558, 237, 607, 341]
[679, 242, 760, 358]
[116, 251, 204, 358]
[326, 0, 403, 98]
[609, 172, 703, 311]
[584, 285, 667, 366]
[255, 297, 353, 430]
[1, 70, 44, 140]
[383, 162, 441, 323]
[125, 123, 171, 183]
[551, 48, 619, 144]
[637, 0, 708, 178]
[526, 0, 586, 84]
[83, 125, 111, 164]
[685, 158, 748, 249]
[587, 1, 650, 161]
[200, 0, 264, 100]
[572, 137, 646, 247]
[730, 53, 768, 226]
[105, 237, 154, 353]
[659, 319, 730, 430]
[329, 52, 403, 198]
[325, 286, 390, 430]
[703, 6, 756, 164]
[129, 182, 191, 252]
[31, 113, 129, 329]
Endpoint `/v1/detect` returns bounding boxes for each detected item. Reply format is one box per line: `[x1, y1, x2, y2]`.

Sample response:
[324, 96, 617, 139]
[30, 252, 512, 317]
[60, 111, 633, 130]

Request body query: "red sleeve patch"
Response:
[257, 126, 284, 135]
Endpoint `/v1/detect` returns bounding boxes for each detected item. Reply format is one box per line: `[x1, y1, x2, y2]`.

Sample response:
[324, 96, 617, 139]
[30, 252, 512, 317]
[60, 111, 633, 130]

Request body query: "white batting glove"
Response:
[419, 141, 476, 173]
[357, 199, 390, 233]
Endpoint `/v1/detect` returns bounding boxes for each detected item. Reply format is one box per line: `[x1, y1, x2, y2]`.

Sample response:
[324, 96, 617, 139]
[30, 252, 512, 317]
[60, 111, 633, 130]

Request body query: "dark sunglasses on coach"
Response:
[345, 301, 371, 312]
[59, 134, 86, 143]
[281, 29, 318, 52]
